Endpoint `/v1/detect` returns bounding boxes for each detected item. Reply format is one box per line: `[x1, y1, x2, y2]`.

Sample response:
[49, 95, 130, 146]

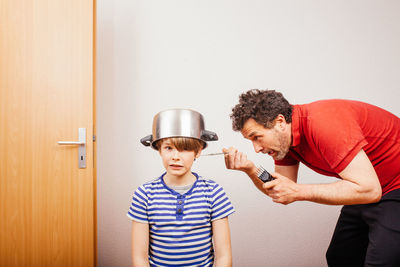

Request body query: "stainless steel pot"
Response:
[140, 109, 218, 149]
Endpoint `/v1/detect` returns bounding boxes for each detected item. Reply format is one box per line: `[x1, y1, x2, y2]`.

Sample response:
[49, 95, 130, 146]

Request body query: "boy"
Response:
[128, 110, 234, 266]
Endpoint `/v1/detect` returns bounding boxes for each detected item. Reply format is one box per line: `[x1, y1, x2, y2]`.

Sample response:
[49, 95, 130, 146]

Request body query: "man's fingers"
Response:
[235, 152, 243, 167]
[262, 179, 278, 189]
[228, 149, 237, 168]
[222, 147, 238, 169]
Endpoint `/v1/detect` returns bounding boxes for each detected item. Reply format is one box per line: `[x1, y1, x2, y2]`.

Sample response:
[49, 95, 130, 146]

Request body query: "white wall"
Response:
[96, 1, 400, 266]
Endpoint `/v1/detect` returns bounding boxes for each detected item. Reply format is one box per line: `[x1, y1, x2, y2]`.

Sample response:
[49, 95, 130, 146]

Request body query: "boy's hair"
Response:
[155, 137, 204, 154]
[230, 89, 293, 131]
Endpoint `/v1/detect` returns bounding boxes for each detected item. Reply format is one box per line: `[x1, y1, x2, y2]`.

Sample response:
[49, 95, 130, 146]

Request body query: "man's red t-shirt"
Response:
[275, 99, 400, 195]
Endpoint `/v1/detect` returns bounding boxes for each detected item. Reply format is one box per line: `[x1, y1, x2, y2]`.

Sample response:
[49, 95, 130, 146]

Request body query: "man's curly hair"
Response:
[230, 89, 293, 131]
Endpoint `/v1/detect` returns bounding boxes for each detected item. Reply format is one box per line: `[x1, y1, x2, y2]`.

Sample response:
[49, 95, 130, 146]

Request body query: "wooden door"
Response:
[0, 0, 95, 266]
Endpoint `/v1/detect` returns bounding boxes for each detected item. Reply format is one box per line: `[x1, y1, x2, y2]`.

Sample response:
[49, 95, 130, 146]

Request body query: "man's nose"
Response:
[253, 142, 262, 153]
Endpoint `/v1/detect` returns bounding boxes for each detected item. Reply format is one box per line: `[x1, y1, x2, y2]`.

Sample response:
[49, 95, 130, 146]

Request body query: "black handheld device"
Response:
[256, 166, 274, 182]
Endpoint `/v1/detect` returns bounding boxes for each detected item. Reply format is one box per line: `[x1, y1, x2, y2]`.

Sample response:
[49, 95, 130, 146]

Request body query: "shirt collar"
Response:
[291, 105, 301, 147]
[160, 172, 199, 196]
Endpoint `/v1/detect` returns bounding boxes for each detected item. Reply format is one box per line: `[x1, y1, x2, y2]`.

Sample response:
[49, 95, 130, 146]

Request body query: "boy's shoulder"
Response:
[197, 175, 215, 184]
[143, 175, 162, 185]
[138, 176, 163, 191]
[195, 175, 221, 190]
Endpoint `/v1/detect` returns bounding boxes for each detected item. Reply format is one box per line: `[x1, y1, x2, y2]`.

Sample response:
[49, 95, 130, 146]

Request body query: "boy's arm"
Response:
[212, 217, 232, 267]
[131, 220, 150, 267]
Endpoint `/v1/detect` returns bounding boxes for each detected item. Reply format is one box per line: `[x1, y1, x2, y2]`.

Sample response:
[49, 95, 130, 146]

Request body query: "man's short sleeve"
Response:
[307, 113, 367, 173]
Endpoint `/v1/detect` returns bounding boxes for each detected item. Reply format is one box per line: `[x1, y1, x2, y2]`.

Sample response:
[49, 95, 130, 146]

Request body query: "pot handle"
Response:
[201, 130, 218, 141]
[140, 135, 153, 146]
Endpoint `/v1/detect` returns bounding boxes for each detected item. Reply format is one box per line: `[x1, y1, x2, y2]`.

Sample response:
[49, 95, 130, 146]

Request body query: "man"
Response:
[223, 89, 400, 267]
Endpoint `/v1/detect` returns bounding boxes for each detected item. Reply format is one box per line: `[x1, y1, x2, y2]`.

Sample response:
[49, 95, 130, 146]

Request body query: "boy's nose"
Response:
[172, 150, 180, 159]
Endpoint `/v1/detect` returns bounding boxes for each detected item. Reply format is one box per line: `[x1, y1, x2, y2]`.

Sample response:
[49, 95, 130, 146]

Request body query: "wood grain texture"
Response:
[0, 0, 95, 266]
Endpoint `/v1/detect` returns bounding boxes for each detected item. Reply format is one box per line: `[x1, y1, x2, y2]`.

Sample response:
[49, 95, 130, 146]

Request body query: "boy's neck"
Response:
[164, 171, 196, 187]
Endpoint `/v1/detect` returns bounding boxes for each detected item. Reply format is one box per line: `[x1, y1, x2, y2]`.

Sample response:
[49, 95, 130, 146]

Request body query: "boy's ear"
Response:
[195, 149, 203, 158]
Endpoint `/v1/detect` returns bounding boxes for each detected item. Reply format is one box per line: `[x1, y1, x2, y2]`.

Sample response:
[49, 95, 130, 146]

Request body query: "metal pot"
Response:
[140, 109, 218, 149]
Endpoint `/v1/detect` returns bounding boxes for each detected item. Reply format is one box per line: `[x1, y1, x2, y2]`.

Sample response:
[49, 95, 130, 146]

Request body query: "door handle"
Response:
[58, 128, 86, 168]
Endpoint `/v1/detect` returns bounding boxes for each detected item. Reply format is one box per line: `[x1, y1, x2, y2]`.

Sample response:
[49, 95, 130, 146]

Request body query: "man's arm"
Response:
[222, 147, 266, 194]
[275, 164, 299, 182]
[131, 221, 150, 267]
[222, 147, 299, 194]
[212, 217, 232, 267]
[264, 149, 382, 205]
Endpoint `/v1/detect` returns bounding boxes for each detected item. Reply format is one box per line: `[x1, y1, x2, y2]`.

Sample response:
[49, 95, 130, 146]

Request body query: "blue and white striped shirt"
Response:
[127, 172, 235, 266]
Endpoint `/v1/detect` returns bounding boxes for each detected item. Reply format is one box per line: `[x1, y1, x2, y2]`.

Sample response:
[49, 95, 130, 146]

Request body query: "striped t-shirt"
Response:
[127, 172, 235, 266]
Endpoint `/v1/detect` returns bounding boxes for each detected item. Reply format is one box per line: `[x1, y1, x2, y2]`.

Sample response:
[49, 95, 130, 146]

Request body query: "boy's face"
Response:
[159, 139, 201, 178]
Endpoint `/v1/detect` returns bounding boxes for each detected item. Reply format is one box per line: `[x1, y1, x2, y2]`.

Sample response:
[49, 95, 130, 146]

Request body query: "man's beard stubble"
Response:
[273, 129, 290, 161]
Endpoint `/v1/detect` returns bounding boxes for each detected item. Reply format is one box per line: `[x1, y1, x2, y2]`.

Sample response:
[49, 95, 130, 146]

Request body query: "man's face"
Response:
[241, 117, 291, 160]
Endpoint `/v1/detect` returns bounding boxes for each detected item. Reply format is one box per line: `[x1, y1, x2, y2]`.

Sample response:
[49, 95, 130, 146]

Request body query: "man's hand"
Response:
[262, 172, 301, 205]
[222, 147, 256, 175]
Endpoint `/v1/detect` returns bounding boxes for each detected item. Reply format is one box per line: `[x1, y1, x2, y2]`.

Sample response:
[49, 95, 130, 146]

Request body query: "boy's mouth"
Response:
[170, 164, 183, 169]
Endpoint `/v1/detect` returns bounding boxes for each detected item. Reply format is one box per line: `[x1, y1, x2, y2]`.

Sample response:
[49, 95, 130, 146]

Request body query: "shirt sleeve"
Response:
[210, 183, 235, 221]
[305, 109, 368, 173]
[127, 185, 149, 223]
[275, 152, 299, 166]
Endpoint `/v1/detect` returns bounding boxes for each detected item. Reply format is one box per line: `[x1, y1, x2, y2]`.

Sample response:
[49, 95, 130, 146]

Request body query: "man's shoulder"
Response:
[295, 99, 363, 123]
[299, 99, 361, 110]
